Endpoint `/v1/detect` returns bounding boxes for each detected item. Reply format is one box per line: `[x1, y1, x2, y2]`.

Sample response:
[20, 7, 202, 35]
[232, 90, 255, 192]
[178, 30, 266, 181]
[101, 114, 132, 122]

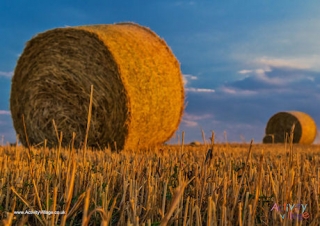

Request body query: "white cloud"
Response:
[232, 15, 320, 73]
[183, 74, 215, 93]
[183, 113, 213, 121]
[307, 76, 315, 82]
[238, 57, 310, 83]
[182, 119, 198, 127]
[236, 61, 316, 87]
[255, 73, 285, 85]
[185, 88, 215, 93]
[0, 71, 13, 78]
[238, 69, 252, 74]
[181, 113, 213, 128]
[221, 87, 237, 94]
[183, 74, 198, 85]
[220, 87, 257, 95]
[0, 110, 10, 115]
[255, 57, 310, 70]
[238, 68, 272, 76]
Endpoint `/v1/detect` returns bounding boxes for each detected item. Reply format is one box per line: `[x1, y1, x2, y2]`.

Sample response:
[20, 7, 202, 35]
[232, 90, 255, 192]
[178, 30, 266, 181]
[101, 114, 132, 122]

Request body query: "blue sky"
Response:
[1, 0, 320, 144]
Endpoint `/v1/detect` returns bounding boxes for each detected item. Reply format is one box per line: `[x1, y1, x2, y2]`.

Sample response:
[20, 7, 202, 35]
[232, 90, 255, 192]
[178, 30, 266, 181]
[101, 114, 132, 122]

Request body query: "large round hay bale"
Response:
[263, 111, 317, 144]
[10, 22, 184, 150]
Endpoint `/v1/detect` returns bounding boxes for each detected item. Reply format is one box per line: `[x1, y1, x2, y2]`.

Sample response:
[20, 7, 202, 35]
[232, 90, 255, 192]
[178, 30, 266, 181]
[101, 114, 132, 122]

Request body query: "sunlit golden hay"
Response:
[10, 22, 184, 150]
[263, 111, 317, 144]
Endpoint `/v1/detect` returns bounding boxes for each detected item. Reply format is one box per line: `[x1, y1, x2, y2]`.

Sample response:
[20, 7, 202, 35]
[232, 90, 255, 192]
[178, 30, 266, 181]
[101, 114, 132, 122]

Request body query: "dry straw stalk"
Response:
[10, 22, 184, 150]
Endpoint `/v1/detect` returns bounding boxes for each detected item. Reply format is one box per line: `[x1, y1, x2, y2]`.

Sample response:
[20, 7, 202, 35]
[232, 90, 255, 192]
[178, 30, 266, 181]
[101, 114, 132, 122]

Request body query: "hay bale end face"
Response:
[262, 135, 272, 144]
[263, 111, 317, 144]
[10, 23, 184, 150]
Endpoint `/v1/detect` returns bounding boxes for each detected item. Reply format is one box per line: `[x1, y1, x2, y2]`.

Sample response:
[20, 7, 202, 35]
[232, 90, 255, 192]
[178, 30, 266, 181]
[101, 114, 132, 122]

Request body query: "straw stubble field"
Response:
[1, 137, 320, 226]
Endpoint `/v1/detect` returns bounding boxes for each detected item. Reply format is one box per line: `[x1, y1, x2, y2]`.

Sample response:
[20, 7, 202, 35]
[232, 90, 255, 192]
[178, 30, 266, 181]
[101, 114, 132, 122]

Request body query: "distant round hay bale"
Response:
[189, 141, 201, 146]
[263, 111, 317, 144]
[10, 22, 184, 150]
